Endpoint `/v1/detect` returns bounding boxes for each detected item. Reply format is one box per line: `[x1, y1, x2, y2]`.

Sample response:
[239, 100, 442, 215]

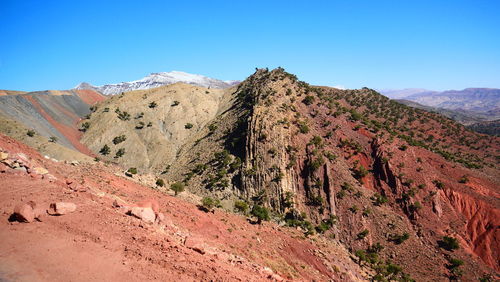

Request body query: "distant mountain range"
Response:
[380, 88, 500, 114]
[75, 71, 240, 95]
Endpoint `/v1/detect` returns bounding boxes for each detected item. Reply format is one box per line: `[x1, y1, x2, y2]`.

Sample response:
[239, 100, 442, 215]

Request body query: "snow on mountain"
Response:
[75, 71, 239, 95]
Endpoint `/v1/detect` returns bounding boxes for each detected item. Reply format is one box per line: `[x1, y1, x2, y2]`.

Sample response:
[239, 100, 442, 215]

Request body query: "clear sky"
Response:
[1, 0, 499, 91]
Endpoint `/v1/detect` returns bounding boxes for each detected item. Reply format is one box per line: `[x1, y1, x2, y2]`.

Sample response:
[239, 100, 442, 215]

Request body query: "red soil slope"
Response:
[0, 134, 366, 281]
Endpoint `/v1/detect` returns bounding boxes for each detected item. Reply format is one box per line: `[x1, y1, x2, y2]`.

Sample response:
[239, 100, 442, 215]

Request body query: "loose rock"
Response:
[13, 203, 35, 223]
[48, 202, 77, 215]
[129, 207, 155, 224]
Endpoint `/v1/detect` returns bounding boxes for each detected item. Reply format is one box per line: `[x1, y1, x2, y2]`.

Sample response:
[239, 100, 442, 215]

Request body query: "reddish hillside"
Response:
[0, 89, 105, 155]
[0, 133, 366, 281]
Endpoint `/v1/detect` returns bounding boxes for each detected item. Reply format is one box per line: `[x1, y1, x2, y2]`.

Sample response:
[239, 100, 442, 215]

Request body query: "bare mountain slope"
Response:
[81, 83, 235, 172]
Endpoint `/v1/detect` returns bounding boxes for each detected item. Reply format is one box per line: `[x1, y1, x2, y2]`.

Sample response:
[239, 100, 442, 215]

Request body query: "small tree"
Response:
[185, 123, 194, 129]
[170, 182, 185, 196]
[49, 136, 58, 143]
[149, 101, 157, 108]
[251, 205, 270, 224]
[99, 144, 110, 155]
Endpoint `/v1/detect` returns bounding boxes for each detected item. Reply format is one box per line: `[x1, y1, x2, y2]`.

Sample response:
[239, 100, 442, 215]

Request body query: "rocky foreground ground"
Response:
[0, 133, 367, 281]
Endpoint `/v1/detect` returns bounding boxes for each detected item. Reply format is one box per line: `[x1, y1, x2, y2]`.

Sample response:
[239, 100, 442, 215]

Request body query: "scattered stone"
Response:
[156, 212, 165, 224]
[32, 167, 49, 175]
[129, 207, 155, 224]
[48, 202, 77, 215]
[0, 152, 8, 160]
[184, 236, 207, 254]
[13, 203, 35, 222]
[14, 166, 28, 173]
[70, 161, 79, 166]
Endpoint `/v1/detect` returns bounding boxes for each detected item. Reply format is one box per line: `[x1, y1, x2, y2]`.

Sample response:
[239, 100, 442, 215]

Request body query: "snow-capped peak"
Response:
[74, 71, 239, 95]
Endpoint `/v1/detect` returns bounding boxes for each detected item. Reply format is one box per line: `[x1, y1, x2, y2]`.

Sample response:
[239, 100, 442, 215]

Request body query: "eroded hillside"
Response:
[80, 68, 499, 281]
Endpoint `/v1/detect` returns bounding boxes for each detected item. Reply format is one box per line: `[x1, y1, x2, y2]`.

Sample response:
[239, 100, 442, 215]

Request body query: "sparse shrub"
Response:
[201, 197, 220, 212]
[99, 144, 110, 155]
[185, 123, 194, 129]
[352, 165, 369, 181]
[349, 205, 359, 213]
[308, 195, 323, 207]
[49, 136, 58, 143]
[362, 208, 371, 217]
[127, 167, 137, 175]
[170, 182, 185, 196]
[302, 95, 315, 105]
[80, 122, 90, 132]
[148, 101, 157, 108]
[439, 236, 460, 251]
[357, 229, 369, 239]
[113, 135, 127, 145]
[27, 130, 36, 137]
[156, 178, 165, 187]
[208, 123, 218, 133]
[115, 148, 125, 158]
[458, 175, 469, 184]
[117, 111, 131, 121]
[298, 121, 310, 134]
[136, 121, 145, 129]
[433, 180, 444, 189]
[390, 232, 410, 244]
[399, 144, 408, 151]
[234, 200, 249, 214]
[171, 100, 180, 106]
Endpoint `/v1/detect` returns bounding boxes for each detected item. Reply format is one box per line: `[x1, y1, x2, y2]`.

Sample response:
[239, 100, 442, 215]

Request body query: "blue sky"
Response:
[1, 0, 499, 91]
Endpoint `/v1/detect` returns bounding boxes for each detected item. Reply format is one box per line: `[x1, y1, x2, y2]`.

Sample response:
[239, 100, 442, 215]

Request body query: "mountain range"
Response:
[75, 71, 239, 95]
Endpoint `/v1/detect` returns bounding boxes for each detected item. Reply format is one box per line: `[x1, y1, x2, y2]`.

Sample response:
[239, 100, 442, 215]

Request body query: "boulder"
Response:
[129, 207, 155, 224]
[48, 202, 77, 215]
[13, 203, 35, 223]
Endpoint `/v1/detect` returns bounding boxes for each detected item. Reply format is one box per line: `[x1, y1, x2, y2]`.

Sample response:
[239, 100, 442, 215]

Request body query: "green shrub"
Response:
[390, 232, 410, 244]
[201, 197, 220, 212]
[439, 236, 459, 251]
[302, 95, 315, 105]
[234, 200, 249, 214]
[99, 144, 110, 155]
[357, 229, 369, 239]
[127, 167, 137, 175]
[113, 135, 127, 145]
[27, 130, 36, 137]
[156, 178, 165, 187]
[115, 148, 125, 158]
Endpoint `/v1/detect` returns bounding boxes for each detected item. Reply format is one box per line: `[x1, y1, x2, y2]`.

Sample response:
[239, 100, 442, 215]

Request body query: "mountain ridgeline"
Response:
[81, 68, 499, 281]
